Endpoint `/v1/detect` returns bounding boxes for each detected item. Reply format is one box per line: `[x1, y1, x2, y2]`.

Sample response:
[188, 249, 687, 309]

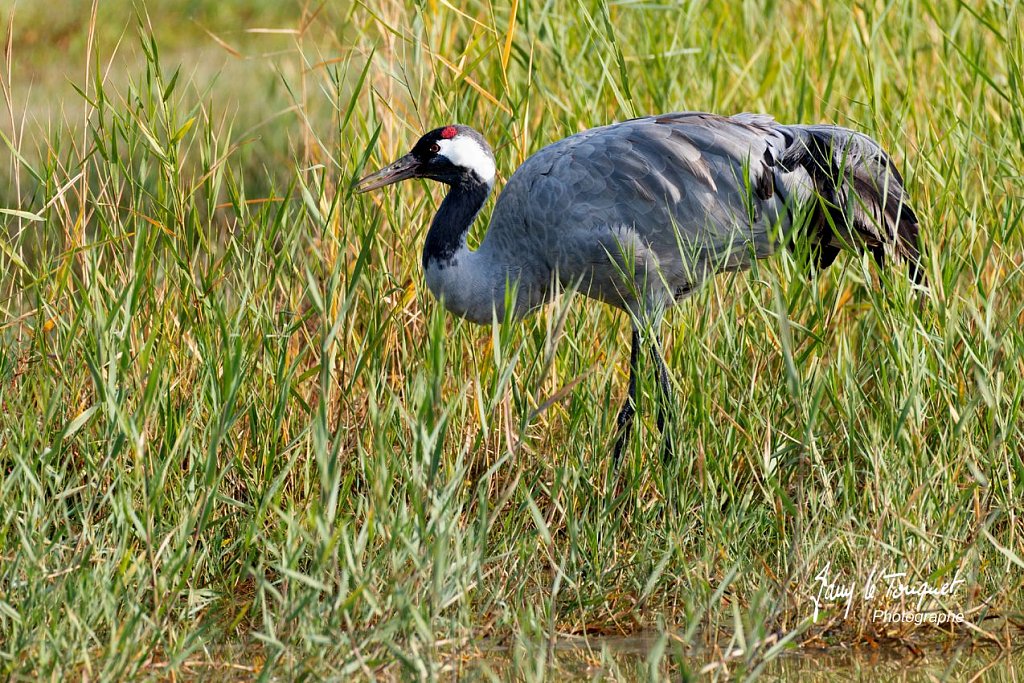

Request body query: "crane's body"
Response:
[356, 111, 922, 459]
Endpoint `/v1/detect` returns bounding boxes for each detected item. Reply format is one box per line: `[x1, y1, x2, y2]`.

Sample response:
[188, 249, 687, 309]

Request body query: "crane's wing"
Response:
[491, 113, 793, 304]
[487, 111, 920, 311]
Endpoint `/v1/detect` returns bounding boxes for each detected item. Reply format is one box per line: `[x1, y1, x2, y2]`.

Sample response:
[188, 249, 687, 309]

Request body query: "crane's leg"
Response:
[612, 327, 641, 465]
[650, 335, 675, 462]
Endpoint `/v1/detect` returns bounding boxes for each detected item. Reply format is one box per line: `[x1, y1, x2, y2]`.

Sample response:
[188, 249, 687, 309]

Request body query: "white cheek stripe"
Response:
[437, 137, 496, 184]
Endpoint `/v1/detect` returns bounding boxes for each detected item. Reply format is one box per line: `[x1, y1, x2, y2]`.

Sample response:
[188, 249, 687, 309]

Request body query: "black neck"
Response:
[422, 174, 491, 269]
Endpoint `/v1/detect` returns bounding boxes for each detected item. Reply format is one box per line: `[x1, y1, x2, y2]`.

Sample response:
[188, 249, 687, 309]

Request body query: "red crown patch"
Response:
[440, 126, 458, 139]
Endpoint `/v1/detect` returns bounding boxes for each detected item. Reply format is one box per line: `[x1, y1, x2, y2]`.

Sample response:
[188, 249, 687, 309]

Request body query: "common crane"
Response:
[355, 112, 923, 461]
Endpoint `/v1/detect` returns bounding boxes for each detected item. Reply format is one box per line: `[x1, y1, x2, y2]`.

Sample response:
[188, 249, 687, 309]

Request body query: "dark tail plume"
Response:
[778, 124, 924, 285]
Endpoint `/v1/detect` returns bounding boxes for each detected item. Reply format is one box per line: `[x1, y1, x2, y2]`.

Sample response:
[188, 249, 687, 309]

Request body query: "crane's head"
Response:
[355, 125, 496, 193]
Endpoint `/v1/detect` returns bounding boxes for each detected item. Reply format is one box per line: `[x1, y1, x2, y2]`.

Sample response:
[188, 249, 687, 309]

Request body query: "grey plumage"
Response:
[356, 111, 923, 460]
[479, 112, 920, 322]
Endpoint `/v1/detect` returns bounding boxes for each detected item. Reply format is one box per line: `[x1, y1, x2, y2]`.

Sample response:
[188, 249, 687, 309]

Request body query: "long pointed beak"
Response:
[354, 153, 420, 193]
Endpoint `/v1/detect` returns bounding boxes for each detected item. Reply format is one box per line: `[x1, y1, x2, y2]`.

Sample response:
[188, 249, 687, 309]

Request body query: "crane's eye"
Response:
[429, 143, 441, 154]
